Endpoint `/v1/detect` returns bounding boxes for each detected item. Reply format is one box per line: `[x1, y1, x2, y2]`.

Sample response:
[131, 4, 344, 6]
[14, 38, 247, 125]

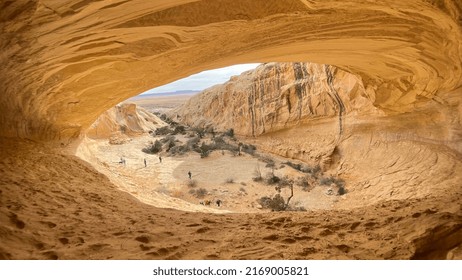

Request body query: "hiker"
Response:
[159, 156, 162, 163]
[144, 158, 147, 167]
[188, 171, 192, 179]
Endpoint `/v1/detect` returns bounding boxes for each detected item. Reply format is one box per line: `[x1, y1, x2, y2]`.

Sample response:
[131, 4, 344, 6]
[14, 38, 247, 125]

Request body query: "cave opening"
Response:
[77, 61, 364, 214]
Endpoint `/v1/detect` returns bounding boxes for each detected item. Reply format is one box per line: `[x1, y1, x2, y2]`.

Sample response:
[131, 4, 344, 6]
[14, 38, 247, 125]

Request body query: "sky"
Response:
[141, 63, 260, 94]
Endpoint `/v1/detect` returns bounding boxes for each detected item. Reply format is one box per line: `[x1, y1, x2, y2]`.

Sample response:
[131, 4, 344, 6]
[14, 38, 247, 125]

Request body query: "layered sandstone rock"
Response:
[171, 62, 380, 136]
[171, 61, 462, 208]
[85, 103, 163, 143]
[0, 0, 461, 142]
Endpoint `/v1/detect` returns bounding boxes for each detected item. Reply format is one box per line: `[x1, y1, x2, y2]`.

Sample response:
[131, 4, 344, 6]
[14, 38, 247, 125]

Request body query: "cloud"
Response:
[142, 63, 260, 94]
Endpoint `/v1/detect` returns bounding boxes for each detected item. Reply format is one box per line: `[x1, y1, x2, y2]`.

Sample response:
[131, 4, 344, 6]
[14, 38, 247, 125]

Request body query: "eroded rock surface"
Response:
[0, 0, 461, 260]
[86, 103, 163, 143]
[171, 62, 379, 136]
[1, 0, 461, 141]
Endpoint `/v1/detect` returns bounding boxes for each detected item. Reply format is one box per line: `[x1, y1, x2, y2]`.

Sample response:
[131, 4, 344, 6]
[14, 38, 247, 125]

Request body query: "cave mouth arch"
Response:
[0, 0, 461, 142]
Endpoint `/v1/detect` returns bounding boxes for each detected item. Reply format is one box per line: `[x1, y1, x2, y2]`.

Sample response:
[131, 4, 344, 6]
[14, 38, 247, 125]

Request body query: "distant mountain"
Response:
[132, 90, 200, 99]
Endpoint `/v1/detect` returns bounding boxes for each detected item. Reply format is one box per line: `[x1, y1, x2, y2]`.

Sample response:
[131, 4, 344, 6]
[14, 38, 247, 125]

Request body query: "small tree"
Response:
[259, 177, 294, 211]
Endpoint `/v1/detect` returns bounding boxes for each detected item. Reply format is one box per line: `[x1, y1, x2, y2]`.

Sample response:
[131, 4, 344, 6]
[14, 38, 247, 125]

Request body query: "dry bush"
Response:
[155, 126, 173, 135]
[194, 188, 207, 198]
[187, 179, 198, 188]
[252, 165, 263, 182]
[296, 175, 315, 192]
[142, 140, 162, 154]
[225, 178, 234, 184]
[258, 194, 286, 211]
[265, 172, 280, 185]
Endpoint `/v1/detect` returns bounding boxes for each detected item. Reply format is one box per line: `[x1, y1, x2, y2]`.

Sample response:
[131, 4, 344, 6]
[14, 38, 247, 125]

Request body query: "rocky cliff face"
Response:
[172, 62, 462, 209]
[86, 103, 163, 141]
[171, 62, 379, 136]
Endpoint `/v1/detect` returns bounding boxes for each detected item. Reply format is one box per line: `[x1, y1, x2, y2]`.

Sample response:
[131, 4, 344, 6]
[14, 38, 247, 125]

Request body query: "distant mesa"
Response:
[133, 90, 201, 99]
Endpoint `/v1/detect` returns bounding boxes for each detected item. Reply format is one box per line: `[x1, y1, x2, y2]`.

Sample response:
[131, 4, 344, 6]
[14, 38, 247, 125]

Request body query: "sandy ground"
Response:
[77, 135, 340, 213]
[1, 137, 461, 260]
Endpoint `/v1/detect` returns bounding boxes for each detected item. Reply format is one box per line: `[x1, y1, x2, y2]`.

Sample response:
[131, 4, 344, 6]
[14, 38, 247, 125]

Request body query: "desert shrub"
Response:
[284, 161, 302, 171]
[338, 185, 347, 195]
[160, 135, 175, 143]
[142, 140, 162, 154]
[284, 161, 320, 176]
[265, 172, 280, 185]
[212, 136, 238, 152]
[199, 142, 213, 158]
[119, 124, 127, 134]
[213, 135, 226, 145]
[205, 126, 216, 136]
[192, 127, 206, 138]
[155, 126, 172, 135]
[258, 194, 286, 211]
[241, 144, 257, 155]
[223, 128, 234, 137]
[159, 113, 175, 124]
[225, 178, 234, 184]
[265, 160, 276, 171]
[195, 188, 208, 198]
[160, 135, 176, 152]
[239, 187, 247, 193]
[186, 136, 200, 149]
[187, 179, 198, 188]
[168, 145, 187, 155]
[296, 176, 314, 192]
[305, 165, 322, 177]
[252, 165, 263, 182]
[320, 176, 345, 188]
[277, 175, 293, 188]
[173, 125, 186, 135]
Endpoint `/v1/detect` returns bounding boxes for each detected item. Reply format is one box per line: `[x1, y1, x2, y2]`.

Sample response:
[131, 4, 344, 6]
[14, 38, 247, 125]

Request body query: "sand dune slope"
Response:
[1, 138, 461, 260]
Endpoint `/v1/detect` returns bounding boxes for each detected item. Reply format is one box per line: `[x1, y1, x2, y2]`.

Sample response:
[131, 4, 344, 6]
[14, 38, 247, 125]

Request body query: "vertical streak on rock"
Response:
[249, 77, 256, 137]
[325, 64, 346, 135]
[293, 62, 305, 120]
[301, 62, 310, 119]
[302, 63, 313, 115]
[259, 74, 266, 133]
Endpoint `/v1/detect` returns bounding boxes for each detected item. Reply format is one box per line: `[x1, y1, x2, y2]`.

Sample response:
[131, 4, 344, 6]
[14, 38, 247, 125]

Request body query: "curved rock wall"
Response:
[0, 0, 461, 142]
[171, 62, 379, 136]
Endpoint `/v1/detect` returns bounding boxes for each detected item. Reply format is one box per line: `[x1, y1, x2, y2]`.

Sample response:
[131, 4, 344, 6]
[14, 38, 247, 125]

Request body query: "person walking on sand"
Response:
[144, 158, 147, 167]
[159, 156, 162, 163]
[188, 171, 192, 179]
